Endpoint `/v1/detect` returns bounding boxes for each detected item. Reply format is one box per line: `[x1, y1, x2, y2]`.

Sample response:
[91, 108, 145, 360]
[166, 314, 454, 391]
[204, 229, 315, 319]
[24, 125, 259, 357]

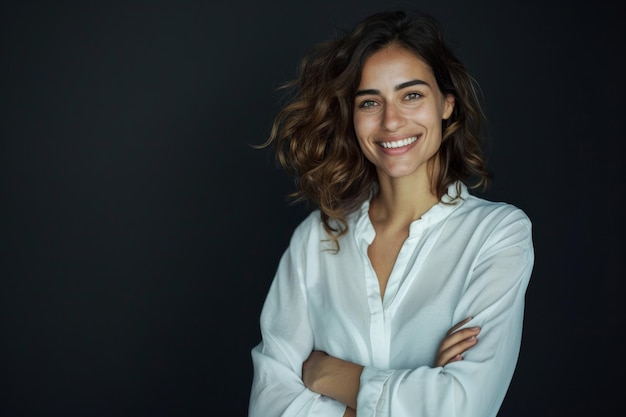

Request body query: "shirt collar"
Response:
[354, 181, 469, 243]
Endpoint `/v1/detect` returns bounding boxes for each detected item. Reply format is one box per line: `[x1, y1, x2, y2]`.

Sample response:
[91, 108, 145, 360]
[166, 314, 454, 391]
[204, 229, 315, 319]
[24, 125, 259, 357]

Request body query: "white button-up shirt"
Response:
[249, 183, 534, 417]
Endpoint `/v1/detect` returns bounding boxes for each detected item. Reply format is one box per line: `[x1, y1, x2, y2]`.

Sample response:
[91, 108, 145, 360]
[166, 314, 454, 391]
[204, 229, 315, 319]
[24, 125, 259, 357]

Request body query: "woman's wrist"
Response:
[317, 356, 363, 408]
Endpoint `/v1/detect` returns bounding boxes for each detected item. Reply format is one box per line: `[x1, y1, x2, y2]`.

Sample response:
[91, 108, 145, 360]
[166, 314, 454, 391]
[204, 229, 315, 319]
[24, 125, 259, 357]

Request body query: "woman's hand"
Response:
[435, 317, 481, 367]
[302, 350, 330, 392]
[343, 406, 357, 417]
[302, 350, 362, 409]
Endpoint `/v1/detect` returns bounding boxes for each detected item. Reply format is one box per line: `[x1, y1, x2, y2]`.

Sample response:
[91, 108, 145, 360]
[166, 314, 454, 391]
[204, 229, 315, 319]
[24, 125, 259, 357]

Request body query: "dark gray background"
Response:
[1, 0, 623, 415]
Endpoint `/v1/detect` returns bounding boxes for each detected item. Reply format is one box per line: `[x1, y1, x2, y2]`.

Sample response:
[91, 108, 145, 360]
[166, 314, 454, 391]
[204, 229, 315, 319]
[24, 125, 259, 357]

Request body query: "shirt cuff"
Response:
[357, 366, 394, 416]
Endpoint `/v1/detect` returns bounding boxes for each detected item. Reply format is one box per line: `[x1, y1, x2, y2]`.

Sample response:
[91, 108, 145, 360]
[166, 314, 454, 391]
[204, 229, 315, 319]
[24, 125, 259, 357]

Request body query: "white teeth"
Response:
[380, 136, 418, 149]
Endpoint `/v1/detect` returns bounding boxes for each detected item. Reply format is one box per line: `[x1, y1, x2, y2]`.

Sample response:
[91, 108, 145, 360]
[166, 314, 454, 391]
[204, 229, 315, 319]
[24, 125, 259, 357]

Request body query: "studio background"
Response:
[1, 0, 622, 415]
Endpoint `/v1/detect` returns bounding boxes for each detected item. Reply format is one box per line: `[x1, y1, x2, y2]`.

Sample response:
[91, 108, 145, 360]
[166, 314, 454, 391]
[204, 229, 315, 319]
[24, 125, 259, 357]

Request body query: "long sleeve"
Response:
[356, 208, 534, 417]
[248, 218, 347, 417]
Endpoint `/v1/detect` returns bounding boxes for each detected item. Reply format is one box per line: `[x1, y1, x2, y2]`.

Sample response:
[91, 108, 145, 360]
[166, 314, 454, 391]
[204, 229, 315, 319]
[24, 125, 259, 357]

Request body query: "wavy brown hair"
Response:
[260, 10, 491, 250]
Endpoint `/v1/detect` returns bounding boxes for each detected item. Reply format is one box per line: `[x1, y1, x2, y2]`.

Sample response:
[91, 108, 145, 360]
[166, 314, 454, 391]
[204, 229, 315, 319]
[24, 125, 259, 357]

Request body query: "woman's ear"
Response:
[442, 94, 455, 120]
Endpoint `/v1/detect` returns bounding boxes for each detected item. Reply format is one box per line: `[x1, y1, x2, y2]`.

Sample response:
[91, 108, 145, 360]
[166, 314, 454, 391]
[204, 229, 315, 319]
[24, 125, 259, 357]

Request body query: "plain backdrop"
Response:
[1, 0, 623, 415]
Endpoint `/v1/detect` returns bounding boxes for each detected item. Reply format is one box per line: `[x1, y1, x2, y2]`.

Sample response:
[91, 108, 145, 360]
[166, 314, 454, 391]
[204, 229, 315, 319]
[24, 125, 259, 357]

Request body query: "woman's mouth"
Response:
[379, 135, 419, 149]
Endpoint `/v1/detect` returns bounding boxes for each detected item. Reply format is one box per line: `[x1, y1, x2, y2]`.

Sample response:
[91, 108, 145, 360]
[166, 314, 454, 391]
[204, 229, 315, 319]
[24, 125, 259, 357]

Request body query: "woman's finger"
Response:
[436, 334, 479, 367]
[439, 326, 480, 352]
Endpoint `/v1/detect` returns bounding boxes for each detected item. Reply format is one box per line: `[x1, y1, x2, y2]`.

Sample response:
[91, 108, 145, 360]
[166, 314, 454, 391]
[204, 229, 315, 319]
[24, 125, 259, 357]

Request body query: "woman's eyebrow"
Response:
[354, 88, 379, 97]
[355, 79, 430, 97]
[396, 79, 429, 90]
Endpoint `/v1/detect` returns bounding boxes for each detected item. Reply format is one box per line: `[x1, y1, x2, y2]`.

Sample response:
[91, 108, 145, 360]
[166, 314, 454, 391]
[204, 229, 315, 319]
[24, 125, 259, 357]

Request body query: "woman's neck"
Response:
[369, 175, 438, 230]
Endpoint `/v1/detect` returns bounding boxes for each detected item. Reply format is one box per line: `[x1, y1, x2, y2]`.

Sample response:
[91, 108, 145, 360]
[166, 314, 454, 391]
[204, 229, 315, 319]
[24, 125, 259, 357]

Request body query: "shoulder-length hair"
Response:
[262, 10, 491, 250]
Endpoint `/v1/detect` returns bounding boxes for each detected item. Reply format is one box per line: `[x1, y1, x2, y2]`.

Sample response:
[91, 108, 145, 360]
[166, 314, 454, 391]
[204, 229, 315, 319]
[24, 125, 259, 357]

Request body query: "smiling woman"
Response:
[249, 9, 534, 417]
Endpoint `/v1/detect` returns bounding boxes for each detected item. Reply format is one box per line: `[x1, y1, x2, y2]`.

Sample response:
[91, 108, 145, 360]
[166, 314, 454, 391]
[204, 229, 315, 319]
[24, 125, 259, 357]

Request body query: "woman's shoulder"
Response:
[287, 203, 367, 251]
[460, 193, 532, 229]
[288, 209, 324, 243]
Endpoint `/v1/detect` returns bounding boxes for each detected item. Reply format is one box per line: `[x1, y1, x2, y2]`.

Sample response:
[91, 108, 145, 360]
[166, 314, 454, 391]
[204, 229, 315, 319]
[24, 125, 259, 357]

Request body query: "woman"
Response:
[249, 9, 534, 417]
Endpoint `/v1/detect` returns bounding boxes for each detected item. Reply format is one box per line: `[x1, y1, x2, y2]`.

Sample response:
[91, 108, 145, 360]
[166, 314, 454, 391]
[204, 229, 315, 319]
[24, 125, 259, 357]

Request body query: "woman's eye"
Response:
[405, 92, 422, 101]
[358, 99, 378, 108]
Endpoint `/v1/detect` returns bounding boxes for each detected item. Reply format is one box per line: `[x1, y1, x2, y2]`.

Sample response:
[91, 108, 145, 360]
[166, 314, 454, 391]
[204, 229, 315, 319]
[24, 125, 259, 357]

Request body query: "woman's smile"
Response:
[378, 135, 420, 150]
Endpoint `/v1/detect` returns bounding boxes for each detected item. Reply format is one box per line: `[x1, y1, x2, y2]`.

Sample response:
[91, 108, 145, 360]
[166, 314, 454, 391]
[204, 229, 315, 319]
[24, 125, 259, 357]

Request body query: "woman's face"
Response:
[353, 45, 454, 183]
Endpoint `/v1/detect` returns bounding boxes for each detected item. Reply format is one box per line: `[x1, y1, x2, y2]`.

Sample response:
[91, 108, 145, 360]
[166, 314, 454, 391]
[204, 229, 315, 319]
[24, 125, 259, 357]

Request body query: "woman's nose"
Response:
[381, 103, 405, 131]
